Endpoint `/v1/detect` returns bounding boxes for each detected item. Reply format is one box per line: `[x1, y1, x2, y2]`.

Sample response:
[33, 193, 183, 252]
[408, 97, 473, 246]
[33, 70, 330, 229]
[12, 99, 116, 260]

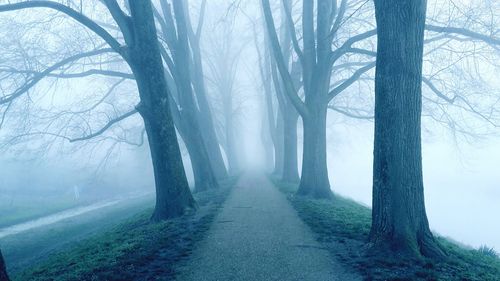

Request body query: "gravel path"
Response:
[177, 172, 361, 281]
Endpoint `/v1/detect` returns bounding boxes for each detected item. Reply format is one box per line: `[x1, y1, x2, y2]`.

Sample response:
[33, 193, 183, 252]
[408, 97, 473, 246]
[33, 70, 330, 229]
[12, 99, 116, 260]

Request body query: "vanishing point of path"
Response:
[177, 172, 361, 281]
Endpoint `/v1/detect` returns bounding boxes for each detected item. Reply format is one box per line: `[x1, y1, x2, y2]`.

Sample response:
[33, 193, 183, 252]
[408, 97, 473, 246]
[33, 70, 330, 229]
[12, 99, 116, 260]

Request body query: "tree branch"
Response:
[328, 105, 374, 120]
[261, 0, 308, 118]
[328, 61, 375, 100]
[0, 48, 116, 105]
[101, 0, 134, 45]
[70, 108, 138, 142]
[0, 1, 122, 53]
[425, 24, 500, 47]
[282, 0, 304, 64]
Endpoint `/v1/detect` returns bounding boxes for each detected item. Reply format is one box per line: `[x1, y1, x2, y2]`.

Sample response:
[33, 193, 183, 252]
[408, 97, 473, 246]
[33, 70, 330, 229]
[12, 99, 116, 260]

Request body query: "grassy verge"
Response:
[13, 177, 237, 281]
[0, 195, 82, 228]
[272, 178, 500, 281]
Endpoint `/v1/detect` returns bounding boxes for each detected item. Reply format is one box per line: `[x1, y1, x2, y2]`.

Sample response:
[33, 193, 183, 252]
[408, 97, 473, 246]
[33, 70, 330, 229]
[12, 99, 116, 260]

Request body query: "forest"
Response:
[0, 0, 499, 280]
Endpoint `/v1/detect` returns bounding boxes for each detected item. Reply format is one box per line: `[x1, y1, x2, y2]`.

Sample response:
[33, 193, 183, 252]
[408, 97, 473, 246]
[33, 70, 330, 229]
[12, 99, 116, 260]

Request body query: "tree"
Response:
[0, 0, 196, 221]
[154, 0, 219, 192]
[370, 0, 445, 259]
[262, 0, 376, 198]
[184, 0, 229, 180]
[273, 0, 300, 183]
[0, 249, 9, 281]
[204, 17, 242, 175]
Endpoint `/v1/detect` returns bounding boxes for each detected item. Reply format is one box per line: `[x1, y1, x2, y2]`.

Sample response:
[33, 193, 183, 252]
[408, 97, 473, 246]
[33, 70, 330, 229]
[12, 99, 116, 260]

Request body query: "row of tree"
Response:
[259, 0, 498, 259]
[0, 1, 243, 223]
[0, 0, 498, 271]
[0, 1, 237, 275]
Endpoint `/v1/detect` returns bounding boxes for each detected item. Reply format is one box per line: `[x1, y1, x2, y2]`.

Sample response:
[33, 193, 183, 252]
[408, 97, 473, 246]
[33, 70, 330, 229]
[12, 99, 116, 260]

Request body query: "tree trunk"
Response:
[370, 0, 445, 259]
[190, 39, 228, 180]
[261, 115, 275, 171]
[297, 105, 332, 198]
[0, 250, 9, 281]
[224, 109, 240, 175]
[171, 0, 219, 191]
[182, 129, 219, 192]
[128, 1, 195, 221]
[281, 105, 299, 183]
[273, 108, 285, 176]
[281, 61, 301, 183]
[198, 111, 228, 179]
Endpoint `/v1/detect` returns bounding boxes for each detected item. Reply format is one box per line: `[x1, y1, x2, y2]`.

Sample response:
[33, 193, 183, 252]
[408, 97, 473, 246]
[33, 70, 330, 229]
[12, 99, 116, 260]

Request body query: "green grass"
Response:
[13, 177, 237, 281]
[272, 178, 500, 281]
[0, 195, 81, 228]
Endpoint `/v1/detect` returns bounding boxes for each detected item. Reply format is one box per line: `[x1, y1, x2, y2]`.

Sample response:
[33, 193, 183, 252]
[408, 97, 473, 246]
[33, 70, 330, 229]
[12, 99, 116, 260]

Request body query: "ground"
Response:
[272, 178, 500, 281]
[5, 178, 235, 281]
[3, 173, 499, 281]
[176, 172, 360, 281]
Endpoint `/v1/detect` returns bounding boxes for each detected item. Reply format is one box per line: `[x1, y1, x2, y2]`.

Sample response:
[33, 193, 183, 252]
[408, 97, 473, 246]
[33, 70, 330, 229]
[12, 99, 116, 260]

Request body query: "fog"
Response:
[0, 0, 498, 279]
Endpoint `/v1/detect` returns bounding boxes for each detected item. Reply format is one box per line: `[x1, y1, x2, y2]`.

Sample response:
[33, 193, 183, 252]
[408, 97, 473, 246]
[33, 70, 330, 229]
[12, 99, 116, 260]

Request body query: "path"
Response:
[177, 172, 361, 281]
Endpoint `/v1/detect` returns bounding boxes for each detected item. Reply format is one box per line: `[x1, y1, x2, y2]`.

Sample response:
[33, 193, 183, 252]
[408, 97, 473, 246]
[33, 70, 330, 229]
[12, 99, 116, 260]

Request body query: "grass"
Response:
[12, 177, 237, 281]
[272, 178, 500, 281]
[0, 195, 82, 228]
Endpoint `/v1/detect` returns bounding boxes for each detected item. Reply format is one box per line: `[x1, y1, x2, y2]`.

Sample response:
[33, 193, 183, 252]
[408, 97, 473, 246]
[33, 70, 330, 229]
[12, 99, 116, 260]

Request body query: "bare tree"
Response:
[262, 0, 499, 199]
[370, 0, 445, 259]
[154, 0, 219, 192]
[204, 8, 244, 175]
[0, 0, 196, 221]
[262, 0, 376, 198]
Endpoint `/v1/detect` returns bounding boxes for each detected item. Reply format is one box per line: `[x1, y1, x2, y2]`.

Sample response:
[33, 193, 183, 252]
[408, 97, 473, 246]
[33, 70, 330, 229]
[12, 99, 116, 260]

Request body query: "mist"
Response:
[0, 0, 499, 280]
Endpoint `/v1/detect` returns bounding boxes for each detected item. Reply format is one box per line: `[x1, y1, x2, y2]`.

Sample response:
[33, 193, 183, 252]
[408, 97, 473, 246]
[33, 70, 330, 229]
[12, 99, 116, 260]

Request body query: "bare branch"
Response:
[0, 48, 116, 105]
[70, 108, 138, 142]
[0, 1, 122, 53]
[328, 61, 375, 100]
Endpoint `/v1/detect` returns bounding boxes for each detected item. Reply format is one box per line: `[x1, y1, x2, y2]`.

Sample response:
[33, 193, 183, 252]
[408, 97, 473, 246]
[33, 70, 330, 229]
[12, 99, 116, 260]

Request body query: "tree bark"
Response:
[273, 108, 285, 176]
[0, 250, 9, 281]
[186, 8, 228, 180]
[128, 1, 195, 221]
[370, 0, 445, 259]
[296, 105, 332, 198]
[182, 129, 219, 192]
[262, 0, 334, 198]
[223, 97, 240, 175]
[281, 61, 301, 183]
[281, 106, 299, 183]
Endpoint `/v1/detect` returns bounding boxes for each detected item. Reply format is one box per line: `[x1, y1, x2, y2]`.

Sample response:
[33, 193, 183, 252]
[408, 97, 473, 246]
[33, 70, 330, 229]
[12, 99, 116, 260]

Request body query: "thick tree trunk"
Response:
[183, 129, 219, 192]
[170, 0, 219, 191]
[297, 105, 332, 198]
[198, 112, 228, 179]
[281, 105, 299, 183]
[224, 112, 240, 175]
[261, 115, 275, 171]
[273, 109, 285, 176]
[128, 1, 195, 221]
[190, 41, 228, 180]
[370, 0, 445, 259]
[281, 61, 301, 183]
[0, 250, 9, 281]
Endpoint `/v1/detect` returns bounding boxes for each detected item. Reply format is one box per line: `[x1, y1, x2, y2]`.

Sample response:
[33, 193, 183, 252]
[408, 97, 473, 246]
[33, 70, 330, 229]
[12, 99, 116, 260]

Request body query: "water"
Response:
[0, 200, 121, 239]
[330, 124, 500, 252]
